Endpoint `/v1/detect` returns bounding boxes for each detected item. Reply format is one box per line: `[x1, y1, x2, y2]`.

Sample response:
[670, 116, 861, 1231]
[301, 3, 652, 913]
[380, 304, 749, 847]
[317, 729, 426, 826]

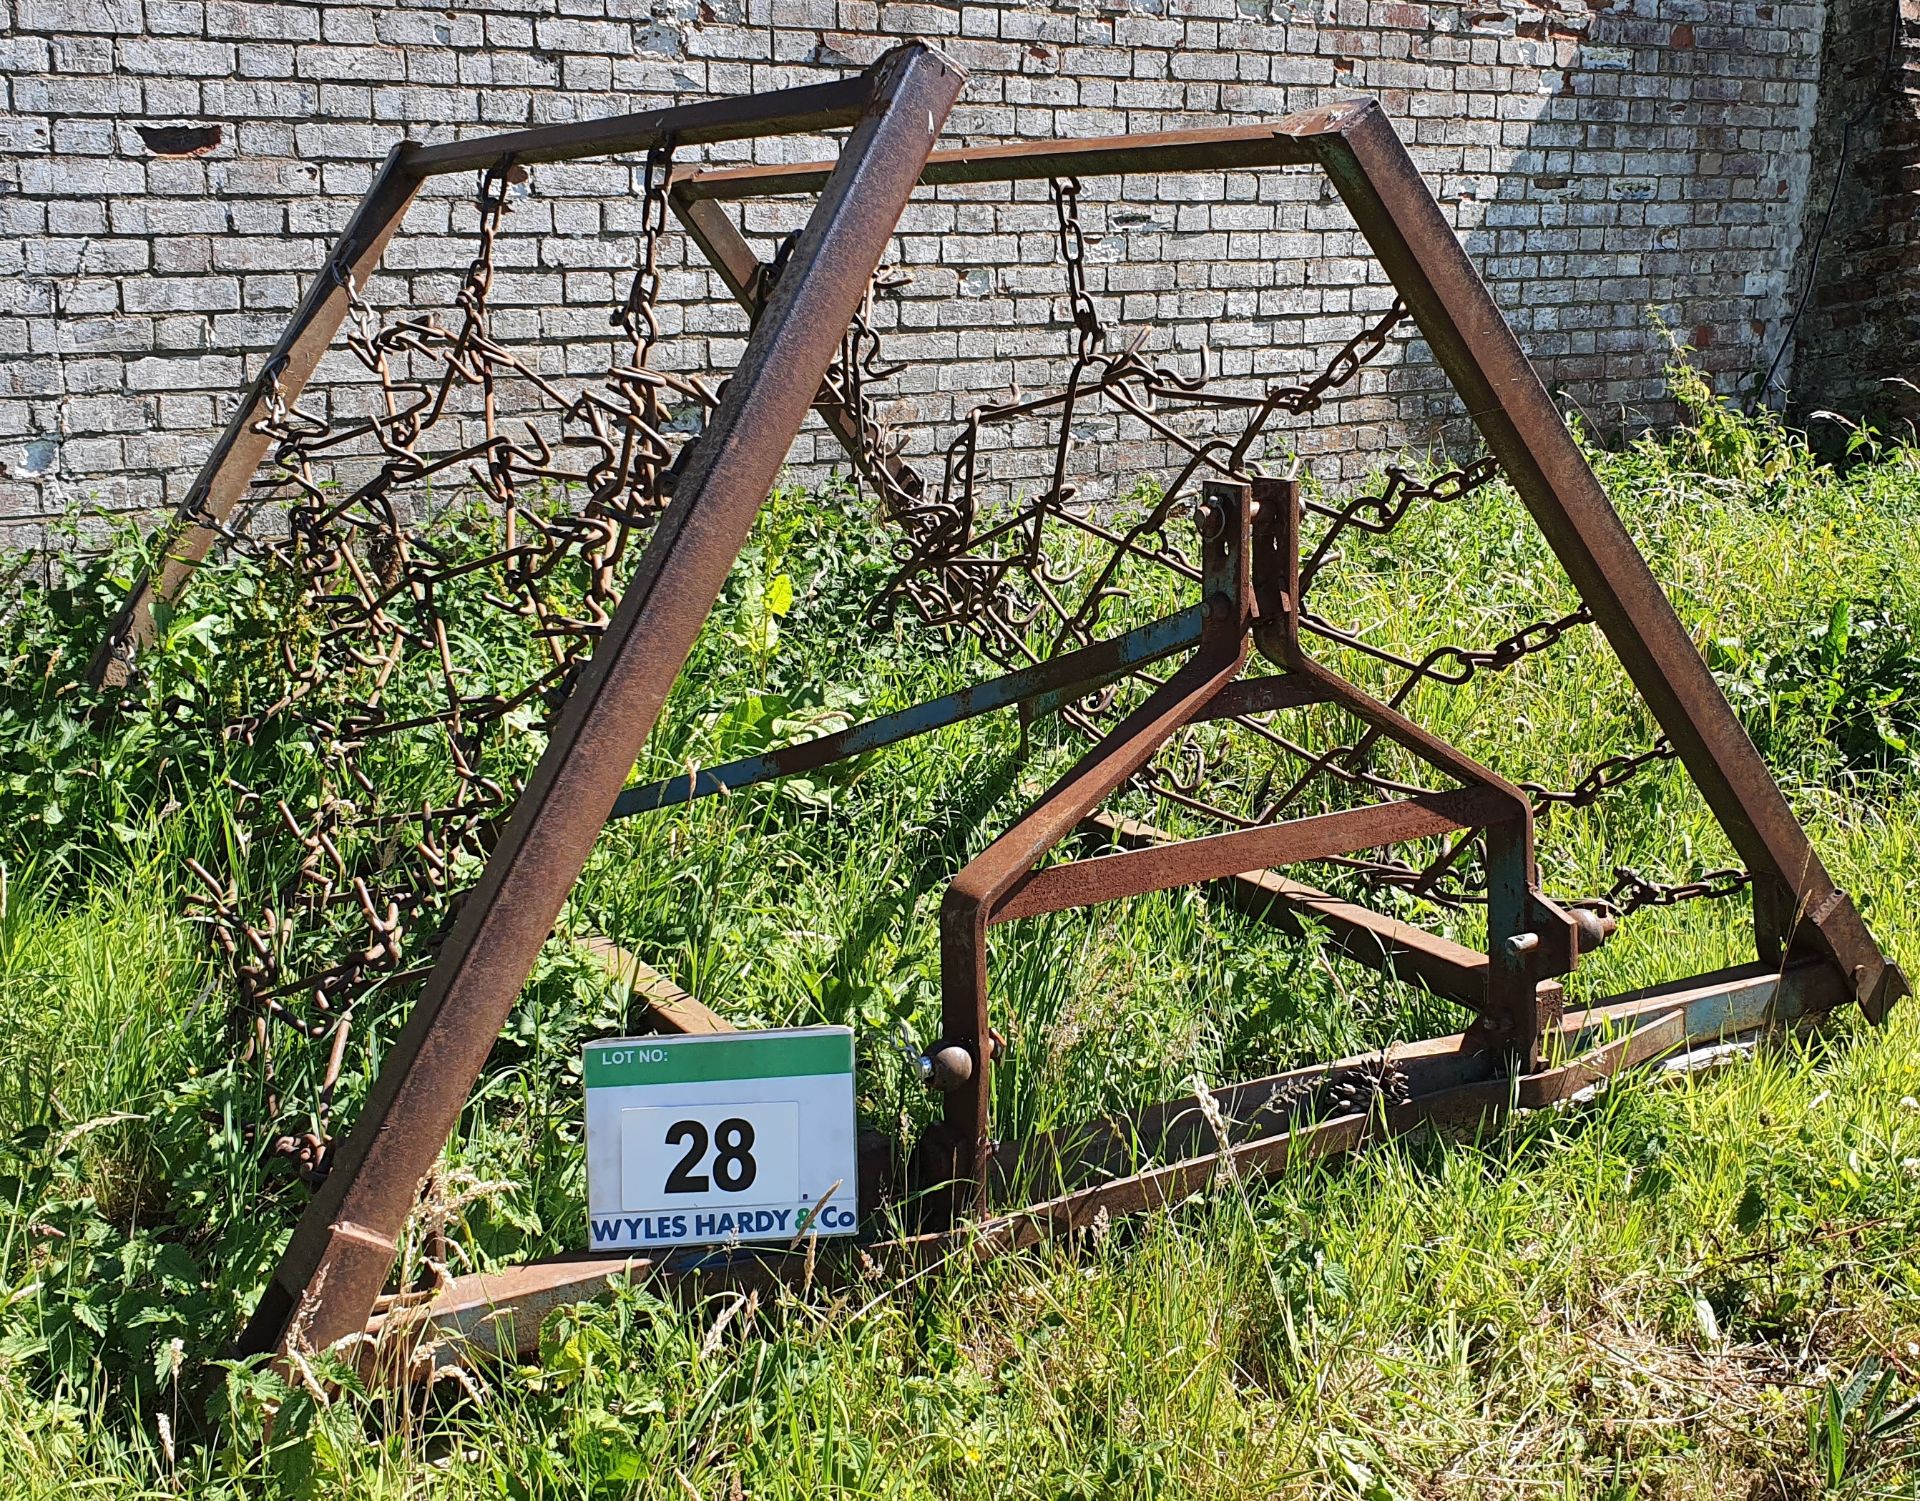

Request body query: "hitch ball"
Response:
[1571, 907, 1618, 952]
[910, 1031, 1005, 1092]
[924, 1044, 974, 1092]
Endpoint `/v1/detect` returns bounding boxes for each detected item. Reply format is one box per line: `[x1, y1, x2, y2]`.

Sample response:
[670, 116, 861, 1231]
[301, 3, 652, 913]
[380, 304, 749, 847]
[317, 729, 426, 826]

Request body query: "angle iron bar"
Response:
[930, 639, 1252, 1219]
[1310, 100, 1906, 1022]
[1080, 810, 1491, 1003]
[406, 75, 879, 176]
[610, 603, 1204, 818]
[1006, 959, 1839, 1197]
[672, 113, 1353, 201]
[87, 145, 425, 688]
[234, 42, 966, 1362]
[950, 1009, 1685, 1257]
[669, 187, 928, 511]
[991, 784, 1523, 927]
[575, 935, 736, 1036]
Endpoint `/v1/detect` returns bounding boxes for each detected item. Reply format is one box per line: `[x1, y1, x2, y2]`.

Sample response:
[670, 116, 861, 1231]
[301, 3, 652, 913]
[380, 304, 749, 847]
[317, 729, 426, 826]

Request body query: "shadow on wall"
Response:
[1778, 0, 1918, 440]
[1433, 0, 1820, 454]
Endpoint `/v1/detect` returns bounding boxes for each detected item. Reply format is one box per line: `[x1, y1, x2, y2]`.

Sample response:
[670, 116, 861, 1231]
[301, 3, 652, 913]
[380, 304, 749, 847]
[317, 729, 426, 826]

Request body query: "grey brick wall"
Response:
[0, 0, 1835, 550]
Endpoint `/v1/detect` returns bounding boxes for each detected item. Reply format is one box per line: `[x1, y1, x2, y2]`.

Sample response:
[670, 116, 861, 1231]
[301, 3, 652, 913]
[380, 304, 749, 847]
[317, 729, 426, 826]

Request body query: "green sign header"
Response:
[584, 1028, 852, 1089]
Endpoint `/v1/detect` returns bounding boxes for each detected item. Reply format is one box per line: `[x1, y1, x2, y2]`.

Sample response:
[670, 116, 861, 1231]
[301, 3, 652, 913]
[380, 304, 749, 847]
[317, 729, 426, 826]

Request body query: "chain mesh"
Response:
[182, 148, 698, 1179]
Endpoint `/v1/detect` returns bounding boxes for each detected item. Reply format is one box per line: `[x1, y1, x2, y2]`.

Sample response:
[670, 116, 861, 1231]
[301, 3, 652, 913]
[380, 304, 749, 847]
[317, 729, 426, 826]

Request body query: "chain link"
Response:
[185, 153, 703, 1180]
[613, 138, 675, 363]
[1523, 737, 1679, 811]
[1052, 177, 1104, 362]
[1590, 865, 1752, 916]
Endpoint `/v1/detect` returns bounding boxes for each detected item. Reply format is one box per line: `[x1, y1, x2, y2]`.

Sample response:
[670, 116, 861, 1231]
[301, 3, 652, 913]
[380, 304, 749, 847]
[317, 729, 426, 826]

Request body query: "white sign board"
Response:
[583, 1027, 858, 1252]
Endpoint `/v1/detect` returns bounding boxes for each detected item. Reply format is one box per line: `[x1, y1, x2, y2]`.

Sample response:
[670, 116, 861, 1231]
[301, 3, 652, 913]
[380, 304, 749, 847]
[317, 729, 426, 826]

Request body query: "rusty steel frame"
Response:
[910, 476, 1584, 1221]
[659, 98, 1904, 1228]
[184, 42, 967, 1360]
[93, 82, 1907, 1369]
[671, 99, 1904, 1020]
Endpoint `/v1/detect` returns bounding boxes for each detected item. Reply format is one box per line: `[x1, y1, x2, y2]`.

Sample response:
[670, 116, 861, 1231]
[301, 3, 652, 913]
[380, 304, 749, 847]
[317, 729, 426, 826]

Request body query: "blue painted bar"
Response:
[611, 605, 1206, 818]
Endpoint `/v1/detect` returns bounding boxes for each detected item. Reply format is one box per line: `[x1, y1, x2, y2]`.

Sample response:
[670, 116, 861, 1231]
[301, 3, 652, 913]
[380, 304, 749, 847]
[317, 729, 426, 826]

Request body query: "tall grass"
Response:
[1, 374, 1918, 1496]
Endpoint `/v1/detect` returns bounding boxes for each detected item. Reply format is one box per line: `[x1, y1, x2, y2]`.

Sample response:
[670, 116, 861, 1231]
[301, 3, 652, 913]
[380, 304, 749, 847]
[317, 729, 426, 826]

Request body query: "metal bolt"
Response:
[1505, 931, 1540, 958]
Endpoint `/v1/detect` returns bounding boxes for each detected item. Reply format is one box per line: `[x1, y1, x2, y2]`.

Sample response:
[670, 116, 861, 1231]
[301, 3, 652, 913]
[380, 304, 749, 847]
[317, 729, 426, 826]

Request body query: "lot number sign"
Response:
[584, 1027, 859, 1251]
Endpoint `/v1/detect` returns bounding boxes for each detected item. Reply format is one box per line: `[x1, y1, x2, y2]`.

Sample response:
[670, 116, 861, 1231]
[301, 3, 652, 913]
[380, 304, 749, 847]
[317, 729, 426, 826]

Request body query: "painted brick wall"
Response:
[0, 0, 1841, 551]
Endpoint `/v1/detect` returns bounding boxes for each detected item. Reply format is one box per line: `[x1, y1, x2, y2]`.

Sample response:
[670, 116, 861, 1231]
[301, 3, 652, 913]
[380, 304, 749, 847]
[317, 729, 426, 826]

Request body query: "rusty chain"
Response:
[185, 149, 697, 1179]
[1589, 865, 1752, 916]
[834, 177, 1747, 917]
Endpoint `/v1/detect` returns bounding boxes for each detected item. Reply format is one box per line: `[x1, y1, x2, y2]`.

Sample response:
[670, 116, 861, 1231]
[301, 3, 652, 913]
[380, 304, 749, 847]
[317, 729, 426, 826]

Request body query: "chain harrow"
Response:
[183, 151, 697, 1178]
[185, 159, 1752, 1172]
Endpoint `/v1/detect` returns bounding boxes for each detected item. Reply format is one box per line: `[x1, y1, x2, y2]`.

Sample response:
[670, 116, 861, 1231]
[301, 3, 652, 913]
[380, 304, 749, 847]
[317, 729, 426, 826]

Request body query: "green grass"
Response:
[1, 373, 1919, 1497]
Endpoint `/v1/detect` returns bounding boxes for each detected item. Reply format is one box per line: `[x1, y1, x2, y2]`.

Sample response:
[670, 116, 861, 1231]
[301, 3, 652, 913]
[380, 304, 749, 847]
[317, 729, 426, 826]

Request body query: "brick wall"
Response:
[0, 0, 1851, 551]
[1784, 0, 1920, 433]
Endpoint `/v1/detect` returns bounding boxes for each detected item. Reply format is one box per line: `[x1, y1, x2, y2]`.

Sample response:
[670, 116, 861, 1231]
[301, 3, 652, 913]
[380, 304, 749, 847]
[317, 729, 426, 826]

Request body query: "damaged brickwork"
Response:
[0, 0, 1908, 550]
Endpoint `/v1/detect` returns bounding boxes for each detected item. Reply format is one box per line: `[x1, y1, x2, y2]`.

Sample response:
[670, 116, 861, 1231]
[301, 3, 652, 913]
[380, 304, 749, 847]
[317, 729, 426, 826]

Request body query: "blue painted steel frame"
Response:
[610, 604, 1206, 817]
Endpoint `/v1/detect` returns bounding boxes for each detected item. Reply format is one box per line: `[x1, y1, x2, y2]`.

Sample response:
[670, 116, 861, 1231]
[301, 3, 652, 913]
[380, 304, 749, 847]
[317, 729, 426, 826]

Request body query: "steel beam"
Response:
[365, 957, 1831, 1369]
[407, 77, 877, 176]
[992, 785, 1520, 926]
[235, 42, 965, 1360]
[1310, 101, 1906, 1022]
[610, 605, 1203, 818]
[959, 1008, 1686, 1256]
[668, 184, 930, 512]
[382, 989, 1717, 1368]
[673, 117, 1341, 201]
[576, 936, 735, 1036]
[923, 641, 1249, 1220]
[1079, 812, 1490, 1004]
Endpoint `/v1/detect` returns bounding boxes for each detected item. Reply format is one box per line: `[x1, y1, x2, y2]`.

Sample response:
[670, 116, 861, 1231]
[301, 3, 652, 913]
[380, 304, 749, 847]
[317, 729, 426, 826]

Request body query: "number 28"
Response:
[663, 1117, 757, 1193]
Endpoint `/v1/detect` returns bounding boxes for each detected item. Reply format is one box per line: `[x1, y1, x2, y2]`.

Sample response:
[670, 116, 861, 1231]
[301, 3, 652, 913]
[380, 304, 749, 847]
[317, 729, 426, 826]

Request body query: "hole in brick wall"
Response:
[137, 123, 223, 158]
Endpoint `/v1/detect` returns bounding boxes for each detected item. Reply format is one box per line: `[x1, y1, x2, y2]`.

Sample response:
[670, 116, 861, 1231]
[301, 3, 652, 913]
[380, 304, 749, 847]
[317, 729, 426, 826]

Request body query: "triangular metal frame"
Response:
[89, 42, 966, 1361]
[90, 85, 1905, 1369]
[661, 101, 1906, 1236]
